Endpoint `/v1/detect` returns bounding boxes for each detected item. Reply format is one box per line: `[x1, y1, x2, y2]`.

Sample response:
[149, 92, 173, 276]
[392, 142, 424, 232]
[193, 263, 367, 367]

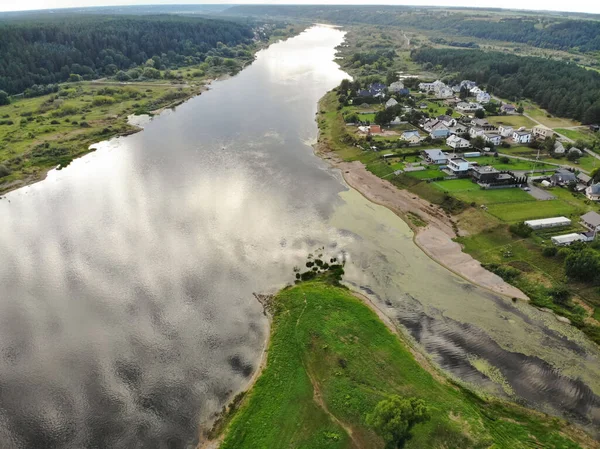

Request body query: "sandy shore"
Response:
[316, 147, 528, 301]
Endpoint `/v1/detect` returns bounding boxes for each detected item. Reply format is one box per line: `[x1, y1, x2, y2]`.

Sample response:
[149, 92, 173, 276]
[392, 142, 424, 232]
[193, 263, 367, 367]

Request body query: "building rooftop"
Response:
[423, 149, 447, 160]
[471, 165, 499, 174]
[581, 211, 600, 228]
[524, 216, 571, 227]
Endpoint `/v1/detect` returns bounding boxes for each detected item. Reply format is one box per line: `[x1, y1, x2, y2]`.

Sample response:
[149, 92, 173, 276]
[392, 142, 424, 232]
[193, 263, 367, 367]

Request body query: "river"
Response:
[0, 26, 599, 448]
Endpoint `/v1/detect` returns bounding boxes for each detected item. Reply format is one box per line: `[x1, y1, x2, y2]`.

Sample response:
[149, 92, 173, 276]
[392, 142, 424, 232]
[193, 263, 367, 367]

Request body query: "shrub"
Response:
[509, 222, 532, 238]
[542, 246, 558, 257]
[0, 164, 11, 178]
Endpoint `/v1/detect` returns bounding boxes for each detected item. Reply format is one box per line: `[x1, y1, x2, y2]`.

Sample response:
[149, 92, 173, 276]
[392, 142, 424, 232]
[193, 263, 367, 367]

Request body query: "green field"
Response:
[469, 155, 554, 171]
[405, 168, 443, 179]
[433, 179, 535, 204]
[522, 101, 581, 128]
[487, 199, 580, 222]
[555, 128, 594, 143]
[487, 115, 537, 129]
[217, 279, 591, 449]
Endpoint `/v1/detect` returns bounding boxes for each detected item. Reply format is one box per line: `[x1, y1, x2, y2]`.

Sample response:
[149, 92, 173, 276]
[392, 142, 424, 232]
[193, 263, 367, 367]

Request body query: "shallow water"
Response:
[0, 26, 599, 447]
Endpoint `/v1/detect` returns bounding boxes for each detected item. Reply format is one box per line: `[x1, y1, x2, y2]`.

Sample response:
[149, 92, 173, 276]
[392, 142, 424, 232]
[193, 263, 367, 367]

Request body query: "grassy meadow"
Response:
[216, 279, 594, 449]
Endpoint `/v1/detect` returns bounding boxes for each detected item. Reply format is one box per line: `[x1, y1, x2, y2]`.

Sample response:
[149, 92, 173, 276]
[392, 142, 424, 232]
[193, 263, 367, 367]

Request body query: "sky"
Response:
[0, 0, 598, 15]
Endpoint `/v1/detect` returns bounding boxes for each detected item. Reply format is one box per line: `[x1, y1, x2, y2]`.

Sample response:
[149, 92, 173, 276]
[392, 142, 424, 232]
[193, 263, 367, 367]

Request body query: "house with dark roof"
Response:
[551, 169, 577, 186]
[501, 104, 517, 114]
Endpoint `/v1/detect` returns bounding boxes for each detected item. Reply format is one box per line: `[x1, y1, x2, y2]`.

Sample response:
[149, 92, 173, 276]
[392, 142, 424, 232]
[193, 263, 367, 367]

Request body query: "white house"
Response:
[456, 102, 483, 112]
[422, 149, 448, 164]
[470, 86, 483, 95]
[446, 135, 471, 149]
[498, 125, 514, 137]
[469, 127, 486, 138]
[484, 133, 502, 146]
[390, 116, 403, 125]
[476, 92, 491, 103]
[585, 184, 600, 202]
[388, 81, 404, 93]
[532, 124, 553, 140]
[512, 131, 532, 144]
[554, 141, 566, 154]
[401, 129, 420, 140]
[437, 115, 456, 127]
[385, 98, 398, 109]
[447, 157, 470, 174]
[436, 86, 454, 98]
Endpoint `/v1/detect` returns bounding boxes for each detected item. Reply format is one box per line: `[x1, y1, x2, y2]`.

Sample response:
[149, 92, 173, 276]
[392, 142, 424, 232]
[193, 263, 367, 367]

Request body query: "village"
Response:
[339, 77, 600, 248]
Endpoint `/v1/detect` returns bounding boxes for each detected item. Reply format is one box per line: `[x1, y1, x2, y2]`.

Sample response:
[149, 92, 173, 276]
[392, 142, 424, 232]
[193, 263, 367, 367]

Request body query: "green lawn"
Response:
[405, 168, 443, 179]
[217, 279, 590, 449]
[487, 115, 537, 129]
[522, 101, 581, 128]
[555, 128, 594, 143]
[487, 199, 581, 222]
[470, 155, 554, 171]
[432, 178, 478, 191]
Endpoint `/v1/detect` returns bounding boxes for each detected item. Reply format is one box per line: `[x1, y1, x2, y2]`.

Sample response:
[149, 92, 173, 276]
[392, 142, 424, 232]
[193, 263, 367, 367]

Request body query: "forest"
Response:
[225, 5, 600, 52]
[411, 48, 600, 124]
[0, 15, 255, 95]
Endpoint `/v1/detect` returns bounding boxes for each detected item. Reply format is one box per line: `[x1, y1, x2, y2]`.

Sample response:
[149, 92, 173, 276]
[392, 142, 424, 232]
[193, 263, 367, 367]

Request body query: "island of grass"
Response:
[209, 276, 594, 449]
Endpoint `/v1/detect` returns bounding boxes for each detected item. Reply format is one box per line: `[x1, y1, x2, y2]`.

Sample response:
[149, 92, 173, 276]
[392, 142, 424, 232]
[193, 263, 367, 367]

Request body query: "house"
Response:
[476, 92, 491, 103]
[446, 135, 471, 149]
[498, 125, 514, 137]
[532, 124, 553, 140]
[437, 115, 456, 127]
[388, 81, 404, 93]
[357, 89, 371, 97]
[398, 88, 410, 96]
[422, 119, 440, 132]
[551, 169, 577, 186]
[456, 102, 483, 112]
[577, 172, 592, 185]
[581, 211, 600, 230]
[553, 141, 566, 154]
[447, 125, 467, 135]
[419, 102, 428, 109]
[401, 130, 420, 140]
[524, 217, 571, 230]
[390, 116, 403, 125]
[568, 147, 583, 156]
[460, 80, 477, 90]
[470, 86, 483, 95]
[436, 86, 454, 98]
[469, 165, 501, 183]
[470, 118, 495, 131]
[512, 131, 532, 144]
[484, 133, 502, 146]
[385, 98, 398, 109]
[430, 125, 450, 139]
[446, 157, 471, 175]
[469, 127, 486, 138]
[422, 149, 448, 164]
[369, 124, 382, 134]
[419, 82, 437, 92]
[501, 104, 517, 114]
[585, 184, 600, 201]
[589, 124, 600, 133]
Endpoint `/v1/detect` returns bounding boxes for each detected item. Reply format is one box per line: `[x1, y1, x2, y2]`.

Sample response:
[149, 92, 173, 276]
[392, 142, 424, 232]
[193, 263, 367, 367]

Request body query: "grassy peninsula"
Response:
[211, 276, 595, 448]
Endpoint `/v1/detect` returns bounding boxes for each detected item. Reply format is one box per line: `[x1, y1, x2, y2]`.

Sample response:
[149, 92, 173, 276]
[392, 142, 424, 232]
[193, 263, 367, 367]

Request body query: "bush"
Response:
[509, 222, 532, 238]
[542, 246, 558, 257]
[0, 164, 11, 178]
[79, 121, 90, 128]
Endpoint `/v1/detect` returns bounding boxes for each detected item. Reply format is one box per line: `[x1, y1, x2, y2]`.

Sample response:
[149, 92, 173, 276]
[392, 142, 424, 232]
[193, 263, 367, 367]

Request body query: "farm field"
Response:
[522, 101, 581, 128]
[555, 127, 595, 142]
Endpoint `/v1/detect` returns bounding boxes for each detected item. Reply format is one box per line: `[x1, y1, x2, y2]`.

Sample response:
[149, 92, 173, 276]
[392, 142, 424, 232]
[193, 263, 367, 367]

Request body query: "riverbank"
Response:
[0, 25, 305, 196]
[202, 277, 597, 448]
[314, 141, 529, 301]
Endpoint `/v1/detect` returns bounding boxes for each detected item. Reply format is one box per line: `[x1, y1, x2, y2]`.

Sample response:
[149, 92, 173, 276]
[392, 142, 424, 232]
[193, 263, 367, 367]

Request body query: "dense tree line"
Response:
[225, 5, 600, 52]
[0, 15, 254, 94]
[412, 48, 600, 124]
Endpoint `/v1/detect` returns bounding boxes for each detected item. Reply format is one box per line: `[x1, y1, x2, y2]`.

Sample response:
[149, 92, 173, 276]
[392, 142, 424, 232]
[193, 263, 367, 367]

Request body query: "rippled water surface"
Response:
[0, 27, 599, 447]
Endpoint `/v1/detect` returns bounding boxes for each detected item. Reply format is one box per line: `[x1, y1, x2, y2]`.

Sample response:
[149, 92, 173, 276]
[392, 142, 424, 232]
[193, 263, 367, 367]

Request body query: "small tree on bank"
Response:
[367, 396, 430, 448]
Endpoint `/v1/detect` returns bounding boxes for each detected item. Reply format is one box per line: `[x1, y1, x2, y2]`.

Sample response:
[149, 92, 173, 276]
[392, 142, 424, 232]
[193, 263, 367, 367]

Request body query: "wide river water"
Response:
[0, 26, 599, 448]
